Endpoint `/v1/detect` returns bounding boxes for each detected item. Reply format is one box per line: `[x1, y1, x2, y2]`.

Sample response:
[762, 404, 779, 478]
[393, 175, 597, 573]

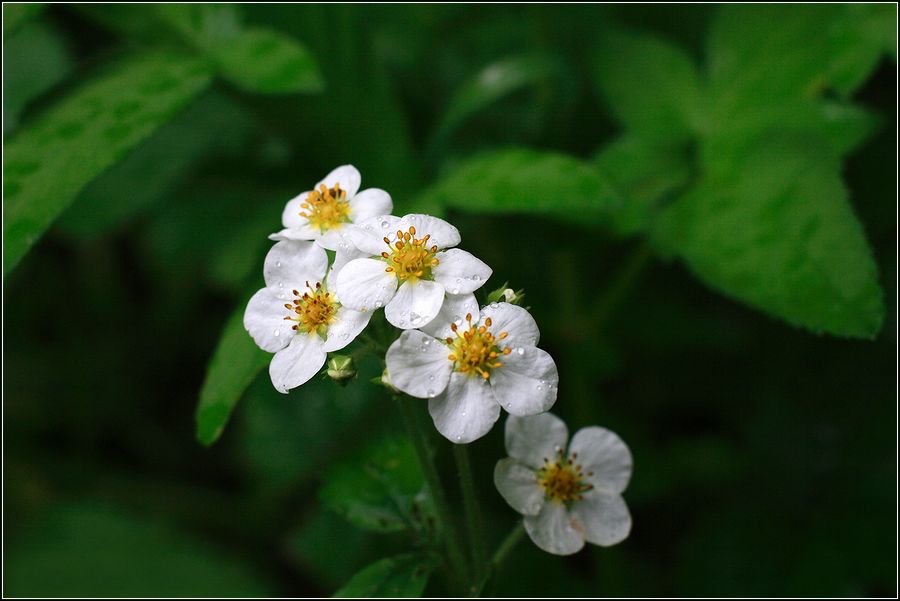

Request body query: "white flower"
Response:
[385, 301, 557, 443]
[243, 239, 373, 393]
[336, 214, 492, 329]
[269, 165, 393, 251]
[494, 413, 633, 556]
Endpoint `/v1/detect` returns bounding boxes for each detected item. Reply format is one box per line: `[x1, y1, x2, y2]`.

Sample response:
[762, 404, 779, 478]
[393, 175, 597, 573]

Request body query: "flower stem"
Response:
[453, 443, 487, 592]
[586, 241, 653, 334]
[396, 394, 469, 591]
[475, 521, 526, 597]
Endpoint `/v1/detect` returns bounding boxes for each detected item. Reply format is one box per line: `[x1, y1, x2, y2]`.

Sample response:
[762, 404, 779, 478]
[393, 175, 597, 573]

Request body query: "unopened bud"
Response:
[486, 282, 525, 305]
[326, 355, 356, 385]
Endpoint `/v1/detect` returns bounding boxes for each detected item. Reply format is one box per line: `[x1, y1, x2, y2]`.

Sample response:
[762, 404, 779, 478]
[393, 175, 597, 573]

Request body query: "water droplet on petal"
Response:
[461, 410, 467, 417]
[427, 389, 435, 397]
[381, 220, 389, 228]
[276, 261, 282, 267]
[273, 329, 281, 336]
[428, 374, 435, 381]
[374, 300, 383, 308]
[278, 281, 284, 288]
[456, 435, 462, 441]
[410, 312, 422, 325]
[516, 347, 524, 355]
[340, 332, 349, 340]
[451, 288, 460, 294]
[455, 278, 462, 284]
[536, 385, 543, 391]
[361, 306, 368, 313]
[365, 224, 373, 231]
[472, 274, 480, 281]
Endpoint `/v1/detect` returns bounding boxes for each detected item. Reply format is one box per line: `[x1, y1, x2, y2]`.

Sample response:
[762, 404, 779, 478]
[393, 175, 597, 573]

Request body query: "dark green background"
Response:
[4, 4, 897, 597]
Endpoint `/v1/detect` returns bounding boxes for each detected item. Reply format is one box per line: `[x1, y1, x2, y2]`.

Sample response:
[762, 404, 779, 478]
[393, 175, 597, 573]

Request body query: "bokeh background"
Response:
[3, 4, 897, 597]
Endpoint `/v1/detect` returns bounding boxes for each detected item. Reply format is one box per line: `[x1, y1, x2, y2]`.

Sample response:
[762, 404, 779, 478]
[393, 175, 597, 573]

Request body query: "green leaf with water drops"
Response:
[319, 434, 429, 533]
[195, 300, 269, 446]
[654, 136, 883, 338]
[333, 553, 437, 598]
[416, 147, 618, 227]
[3, 49, 212, 275]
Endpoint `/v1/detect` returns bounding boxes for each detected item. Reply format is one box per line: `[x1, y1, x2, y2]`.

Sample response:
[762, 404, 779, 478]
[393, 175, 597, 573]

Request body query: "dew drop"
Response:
[381, 220, 389, 228]
[340, 332, 349, 340]
[428, 374, 435, 381]
[365, 224, 373, 231]
[278, 281, 284, 288]
[455, 278, 462, 284]
[276, 261, 282, 267]
[461, 410, 467, 417]
[273, 329, 281, 337]
[427, 389, 435, 398]
[399, 319, 406, 326]
[361, 306, 368, 313]
[451, 287, 460, 294]
[374, 300, 383, 308]
[536, 385, 543, 391]
[410, 312, 422, 325]
[472, 274, 481, 281]
[490, 302, 499, 309]
[516, 347, 524, 355]
[456, 435, 462, 441]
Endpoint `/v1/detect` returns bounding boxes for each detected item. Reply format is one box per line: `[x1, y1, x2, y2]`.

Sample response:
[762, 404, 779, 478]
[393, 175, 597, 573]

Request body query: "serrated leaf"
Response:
[320, 434, 427, 533]
[208, 28, 324, 94]
[3, 49, 211, 275]
[593, 136, 692, 236]
[592, 27, 703, 142]
[428, 54, 565, 155]
[417, 148, 618, 227]
[195, 301, 269, 446]
[654, 137, 883, 338]
[333, 554, 436, 598]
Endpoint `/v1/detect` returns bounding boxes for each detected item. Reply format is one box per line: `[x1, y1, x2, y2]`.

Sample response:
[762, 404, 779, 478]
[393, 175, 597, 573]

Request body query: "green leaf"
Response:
[827, 4, 898, 97]
[417, 148, 618, 227]
[320, 434, 428, 533]
[57, 92, 254, 239]
[428, 54, 565, 155]
[195, 301, 269, 446]
[654, 137, 883, 338]
[3, 49, 211, 275]
[594, 136, 692, 236]
[208, 28, 324, 94]
[5, 501, 273, 596]
[592, 27, 703, 142]
[3, 3, 45, 36]
[3, 18, 74, 134]
[333, 554, 436, 598]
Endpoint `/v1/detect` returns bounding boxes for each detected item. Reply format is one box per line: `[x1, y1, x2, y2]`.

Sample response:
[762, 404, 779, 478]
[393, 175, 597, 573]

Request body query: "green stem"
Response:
[454, 443, 487, 592]
[475, 522, 526, 597]
[396, 394, 469, 591]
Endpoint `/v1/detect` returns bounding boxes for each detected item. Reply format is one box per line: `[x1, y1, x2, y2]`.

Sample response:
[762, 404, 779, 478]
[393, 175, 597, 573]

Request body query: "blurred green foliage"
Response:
[3, 3, 896, 597]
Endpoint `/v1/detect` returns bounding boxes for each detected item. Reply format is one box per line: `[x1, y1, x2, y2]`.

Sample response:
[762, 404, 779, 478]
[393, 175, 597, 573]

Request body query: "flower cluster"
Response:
[243, 165, 632, 557]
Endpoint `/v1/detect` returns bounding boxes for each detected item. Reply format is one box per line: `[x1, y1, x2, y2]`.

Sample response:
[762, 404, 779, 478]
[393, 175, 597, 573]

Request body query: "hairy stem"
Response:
[475, 521, 527, 597]
[454, 443, 487, 593]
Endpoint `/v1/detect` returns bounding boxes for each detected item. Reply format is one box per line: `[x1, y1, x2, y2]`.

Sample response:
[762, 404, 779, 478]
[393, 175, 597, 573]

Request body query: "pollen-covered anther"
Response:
[283, 281, 338, 334]
[381, 226, 440, 281]
[445, 314, 509, 379]
[298, 183, 351, 232]
[537, 449, 594, 504]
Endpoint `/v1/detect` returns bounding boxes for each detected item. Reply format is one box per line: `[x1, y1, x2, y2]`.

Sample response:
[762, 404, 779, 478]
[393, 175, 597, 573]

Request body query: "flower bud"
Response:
[486, 282, 526, 305]
[326, 355, 356, 386]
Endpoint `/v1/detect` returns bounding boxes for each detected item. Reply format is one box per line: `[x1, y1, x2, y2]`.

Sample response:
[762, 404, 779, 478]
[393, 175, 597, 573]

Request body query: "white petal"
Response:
[322, 306, 373, 353]
[243, 288, 292, 353]
[269, 334, 327, 394]
[318, 164, 361, 197]
[505, 413, 569, 469]
[494, 458, 544, 516]
[384, 279, 445, 329]
[346, 215, 404, 255]
[335, 258, 398, 312]
[281, 192, 310, 230]
[317, 225, 349, 251]
[480, 302, 541, 349]
[427, 373, 501, 444]
[523, 502, 584, 556]
[419, 293, 480, 340]
[349, 188, 393, 223]
[385, 330, 453, 399]
[328, 245, 368, 290]
[568, 427, 633, 495]
[571, 493, 631, 547]
[432, 249, 492, 295]
[400, 214, 461, 249]
[263, 240, 328, 290]
[490, 346, 558, 416]
[269, 225, 319, 242]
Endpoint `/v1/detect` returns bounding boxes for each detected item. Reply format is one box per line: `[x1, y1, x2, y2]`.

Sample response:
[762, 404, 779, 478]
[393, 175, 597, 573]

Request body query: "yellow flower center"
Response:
[299, 183, 351, 232]
[283, 281, 338, 336]
[537, 448, 594, 505]
[381, 225, 440, 282]
[445, 314, 511, 379]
